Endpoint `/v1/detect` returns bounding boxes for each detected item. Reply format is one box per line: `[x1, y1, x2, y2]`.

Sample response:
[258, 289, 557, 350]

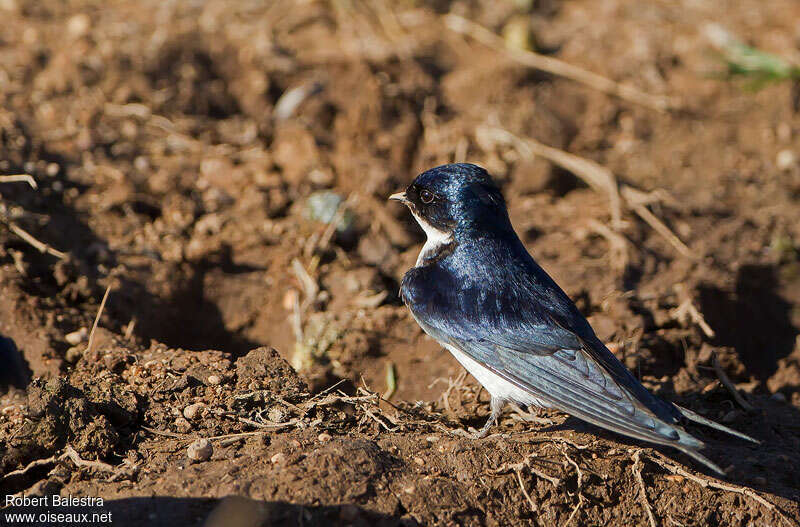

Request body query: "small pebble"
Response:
[425, 435, 440, 443]
[207, 374, 222, 385]
[317, 433, 332, 442]
[65, 327, 88, 346]
[46, 163, 59, 176]
[270, 453, 286, 464]
[413, 457, 425, 466]
[776, 149, 796, 171]
[309, 168, 334, 187]
[64, 346, 83, 364]
[67, 13, 91, 37]
[183, 402, 206, 420]
[174, 417, 192, 434]
[187, 439, 213, 462]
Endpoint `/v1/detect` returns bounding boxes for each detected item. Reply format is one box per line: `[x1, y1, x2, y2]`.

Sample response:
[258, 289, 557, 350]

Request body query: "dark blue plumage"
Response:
[391, 163, 756, 475]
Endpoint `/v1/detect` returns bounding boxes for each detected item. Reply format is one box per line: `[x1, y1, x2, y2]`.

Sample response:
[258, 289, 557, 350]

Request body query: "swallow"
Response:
[390, 163, 757, 475]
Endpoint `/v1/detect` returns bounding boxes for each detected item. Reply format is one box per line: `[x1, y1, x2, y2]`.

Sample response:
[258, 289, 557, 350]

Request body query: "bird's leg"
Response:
[472, 396, 504, 439]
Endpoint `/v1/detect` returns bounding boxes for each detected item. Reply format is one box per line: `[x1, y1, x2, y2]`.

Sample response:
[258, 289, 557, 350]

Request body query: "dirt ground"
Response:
[1, 0, 800, 525]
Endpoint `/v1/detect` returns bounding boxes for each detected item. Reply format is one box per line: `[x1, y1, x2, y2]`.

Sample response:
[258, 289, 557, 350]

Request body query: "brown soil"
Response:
[1, 0, 800, 525]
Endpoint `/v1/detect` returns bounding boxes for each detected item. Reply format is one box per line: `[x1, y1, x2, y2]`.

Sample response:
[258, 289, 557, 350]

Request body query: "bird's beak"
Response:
[388, 191, 408, 204]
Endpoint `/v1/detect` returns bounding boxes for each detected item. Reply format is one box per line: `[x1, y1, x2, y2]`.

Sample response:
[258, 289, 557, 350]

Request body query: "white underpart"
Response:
[410, 207, 547, 408]
[444, 344, 548, 408]
[410, 210, 453, 266]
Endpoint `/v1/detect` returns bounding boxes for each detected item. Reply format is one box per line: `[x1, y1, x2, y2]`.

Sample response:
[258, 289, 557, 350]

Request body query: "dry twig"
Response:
[670, 296, 715, 338]
[141, 425, 191, 439]
[2, 221, 68, 259]
[632, 450, 658, 527]
[86, 284, 112, 356]
[587, 219, 629, 271]
[291, 258, 319, 312]
[515, 469, 538, 513]
[712, 352, 755, 411]
[1, 455, 59, 481]
[561, 493, 585, 527]
[1, 173, 68, 259]
[495, 454, 561, 487]
[648, 453, 796, 527]
[479, 125, 695, 259]
[63, 445, 116, 473]
[444, 14, 675, 112]
[621, 187, 694, 259]
[561, 448, 585, 489]
[438, 370, 467, 414]
[480, 126, 623, 228]
[0, 174, 37, 188]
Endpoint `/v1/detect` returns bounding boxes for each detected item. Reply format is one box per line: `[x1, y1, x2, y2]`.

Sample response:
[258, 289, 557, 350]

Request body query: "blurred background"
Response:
[1, 0, 800, 439]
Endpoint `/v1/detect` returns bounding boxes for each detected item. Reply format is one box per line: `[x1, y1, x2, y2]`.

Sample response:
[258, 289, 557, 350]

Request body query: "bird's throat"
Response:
[411, 211, 455, 266]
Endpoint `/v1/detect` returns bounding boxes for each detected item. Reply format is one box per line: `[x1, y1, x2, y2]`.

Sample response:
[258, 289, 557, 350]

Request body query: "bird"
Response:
[390, 162, 757, 476]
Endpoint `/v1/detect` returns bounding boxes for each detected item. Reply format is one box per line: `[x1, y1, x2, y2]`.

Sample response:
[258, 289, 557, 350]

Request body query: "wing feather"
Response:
[403, 262, 687, 447]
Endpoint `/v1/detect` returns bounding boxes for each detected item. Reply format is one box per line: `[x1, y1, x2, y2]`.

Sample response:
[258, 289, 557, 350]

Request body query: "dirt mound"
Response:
[1, 337, 798, 525]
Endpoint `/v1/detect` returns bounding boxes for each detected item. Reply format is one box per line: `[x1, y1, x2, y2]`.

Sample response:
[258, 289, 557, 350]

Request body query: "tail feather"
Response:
[674, 442, 726, 476]
[676, 405, 760, 444]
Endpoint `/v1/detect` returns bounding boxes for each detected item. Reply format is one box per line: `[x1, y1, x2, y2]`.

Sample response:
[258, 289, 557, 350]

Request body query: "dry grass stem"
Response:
[481, 125, 696, 260]
[561, 448, 585, 489]
[3, 221, 68, 259]
[621, 187, 694, 259]
[561, 493, 585, 527]
[587, 219, 629, 271]
[1, 455, 59, 481]
[64, 445, 116, 473]
[495, 454, 561, 487]
[86, 284, 112, 356]
[648, 453, 796, 527]
[712, 352, 755, 411]
[445, 14, 675, 112]
[670, 298, 715, 338]
[0, 174, 37, 188]
[632, 450, 658, 527]
[515, 469, 538, 513]
[479, 125, 622, 227]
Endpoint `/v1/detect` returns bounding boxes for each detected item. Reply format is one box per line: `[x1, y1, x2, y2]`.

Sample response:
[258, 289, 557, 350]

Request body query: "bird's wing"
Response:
[403, 265, 692, 448]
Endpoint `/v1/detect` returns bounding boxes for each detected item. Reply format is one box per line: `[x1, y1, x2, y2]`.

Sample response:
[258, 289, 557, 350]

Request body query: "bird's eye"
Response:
[420, 190, 434, 204]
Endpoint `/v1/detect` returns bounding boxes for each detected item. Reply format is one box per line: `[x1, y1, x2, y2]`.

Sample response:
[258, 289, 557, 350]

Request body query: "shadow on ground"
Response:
[698, 264, 798, 381]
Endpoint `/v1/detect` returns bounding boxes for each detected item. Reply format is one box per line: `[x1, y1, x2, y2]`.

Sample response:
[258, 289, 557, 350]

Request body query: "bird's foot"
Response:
[467, 397, 504, 439]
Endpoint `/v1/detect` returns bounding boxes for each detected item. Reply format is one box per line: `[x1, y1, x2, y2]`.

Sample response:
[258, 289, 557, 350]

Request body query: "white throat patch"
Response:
[410, 210, 453, 267]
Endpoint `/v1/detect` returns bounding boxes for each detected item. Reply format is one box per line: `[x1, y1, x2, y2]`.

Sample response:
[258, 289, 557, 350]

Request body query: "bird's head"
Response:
[389, 163, 511, 241]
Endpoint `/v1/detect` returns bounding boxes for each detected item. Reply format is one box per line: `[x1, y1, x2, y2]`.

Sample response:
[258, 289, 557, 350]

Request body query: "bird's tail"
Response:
[676, 404, 760, 444]
[680, 449, 726, 476]
[667, 404, 760, 476]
